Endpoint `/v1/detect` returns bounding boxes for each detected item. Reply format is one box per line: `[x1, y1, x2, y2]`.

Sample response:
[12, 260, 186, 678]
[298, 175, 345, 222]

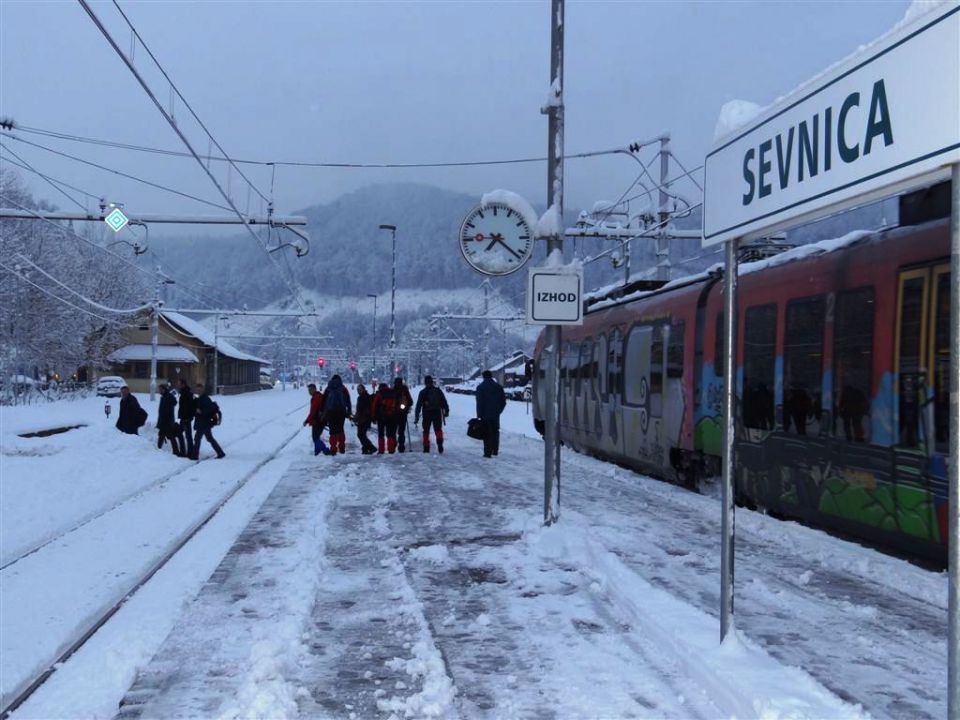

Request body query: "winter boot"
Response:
[422, 432, 430, 453]
[337, 433, 346, 454]
[436, 430, 444, 454]
[378, 436, 385, 454]
[387, 437, 397, 454]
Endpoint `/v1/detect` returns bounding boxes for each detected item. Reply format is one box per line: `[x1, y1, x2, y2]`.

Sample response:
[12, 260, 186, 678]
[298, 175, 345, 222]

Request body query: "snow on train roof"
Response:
[586, 229, 875, 313]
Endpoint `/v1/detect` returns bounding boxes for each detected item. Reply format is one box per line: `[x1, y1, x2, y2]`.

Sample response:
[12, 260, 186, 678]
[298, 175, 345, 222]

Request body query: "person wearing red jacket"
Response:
[370, 382, 399, 454]
[303, 383, 328, 456]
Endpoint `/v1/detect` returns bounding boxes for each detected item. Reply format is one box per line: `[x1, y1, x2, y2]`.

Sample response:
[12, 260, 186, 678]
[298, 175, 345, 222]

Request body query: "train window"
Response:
[609, 329, 623, 398]
[834, 287, 875, 443]
[784, 296, 825, 436]
[743, 304, 777, 430]
[599, 334, 609, 399]
[933, 271, 950, 452]
[624, 325, 650, 407]
[576, 342, 587, 394]
[714, 312, 724, 373]
[667, 321, 685, 378]
[650, 325, 664, 417]
[897, 277, 926, 447]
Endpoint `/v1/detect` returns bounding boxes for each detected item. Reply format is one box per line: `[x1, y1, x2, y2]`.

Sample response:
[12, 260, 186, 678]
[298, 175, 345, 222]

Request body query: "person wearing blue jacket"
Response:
[475, 370, 506, 458]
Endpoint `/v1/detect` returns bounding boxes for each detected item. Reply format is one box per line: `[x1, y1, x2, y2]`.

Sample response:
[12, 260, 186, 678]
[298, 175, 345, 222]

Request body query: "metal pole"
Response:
[657, 136, 671, 282]
[543, 0, 564, 525]
[721, 236, 739, 640]
[149, 266, 159, 401]
[624, 239, 631, 285]
[390, 228, 397, 375]
[213, 314, 220, 395]
[483, 281, 490, 371]
[948, 163, 960, 720]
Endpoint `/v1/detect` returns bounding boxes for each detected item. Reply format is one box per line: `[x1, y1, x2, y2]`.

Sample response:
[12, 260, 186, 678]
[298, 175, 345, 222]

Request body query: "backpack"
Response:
[379, 389, 397, 418]
[325, 386, 345, 413]
[422, 386, 443, 413]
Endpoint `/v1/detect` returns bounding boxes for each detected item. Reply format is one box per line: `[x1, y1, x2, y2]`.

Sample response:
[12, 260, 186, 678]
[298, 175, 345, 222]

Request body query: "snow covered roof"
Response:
[161, 311, 267, 364]
[489, 351, 530, 373]
[108, 344, 199, 364]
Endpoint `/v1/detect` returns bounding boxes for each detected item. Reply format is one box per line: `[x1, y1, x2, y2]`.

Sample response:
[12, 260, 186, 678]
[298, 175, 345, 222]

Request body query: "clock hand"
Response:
[495, 236, 523, 260]
[485, 233, 501, 252]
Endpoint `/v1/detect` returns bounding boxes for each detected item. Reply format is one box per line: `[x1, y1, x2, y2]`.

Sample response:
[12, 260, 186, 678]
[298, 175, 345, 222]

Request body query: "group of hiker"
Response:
[304, 370, 507, 458]
[305, 374, 452, 455]
[115, 380, 225, 460]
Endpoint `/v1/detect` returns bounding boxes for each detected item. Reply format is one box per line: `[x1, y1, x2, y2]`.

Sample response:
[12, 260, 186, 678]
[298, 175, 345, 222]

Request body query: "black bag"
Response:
[467, 417, 486, 440]
[137, 407, 148, 427]
[210, 402, 222, 426]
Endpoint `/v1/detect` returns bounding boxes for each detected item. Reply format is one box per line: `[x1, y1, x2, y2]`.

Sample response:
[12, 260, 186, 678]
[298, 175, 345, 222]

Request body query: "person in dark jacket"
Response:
[176, 379, 195, 459]
[476, 370, 507, 458]
[371, 382, 399, 454]
[321, 375, 352, 456]
[354, 383, 377, 454]
[414, 375, 449, 454]
[393, 377, 414, 452]
[157, 383, 183, 455]
[116, 385, 145, 435]
[191, 383, 225, 460]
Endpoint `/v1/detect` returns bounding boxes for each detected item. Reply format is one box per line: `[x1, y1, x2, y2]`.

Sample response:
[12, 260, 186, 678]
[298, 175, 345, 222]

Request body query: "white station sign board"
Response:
[703, 5, 960, 246]
[527, 267, 584, 325]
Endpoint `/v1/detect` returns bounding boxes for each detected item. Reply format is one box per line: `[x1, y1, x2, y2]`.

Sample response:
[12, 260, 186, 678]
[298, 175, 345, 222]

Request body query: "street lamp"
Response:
[367, 293, 378, 380]
[379, 224, 397, 378]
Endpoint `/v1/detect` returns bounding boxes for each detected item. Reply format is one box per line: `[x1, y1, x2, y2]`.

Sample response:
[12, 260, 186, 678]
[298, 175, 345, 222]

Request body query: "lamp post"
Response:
[379, 224, 397, 377]
[367, 293, 378, 381]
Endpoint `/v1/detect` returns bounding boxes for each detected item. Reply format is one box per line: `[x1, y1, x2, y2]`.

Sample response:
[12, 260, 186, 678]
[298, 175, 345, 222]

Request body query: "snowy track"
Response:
[0, 400, 307, 717]
[0, 403, 306, 571]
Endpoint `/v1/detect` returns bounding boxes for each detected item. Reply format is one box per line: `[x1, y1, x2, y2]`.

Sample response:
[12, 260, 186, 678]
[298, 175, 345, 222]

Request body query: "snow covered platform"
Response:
[112, 398, 945, 719]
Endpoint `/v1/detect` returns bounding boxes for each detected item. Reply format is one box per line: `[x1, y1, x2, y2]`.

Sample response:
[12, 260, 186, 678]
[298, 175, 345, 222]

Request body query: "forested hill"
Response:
[152, 183, 538, 309]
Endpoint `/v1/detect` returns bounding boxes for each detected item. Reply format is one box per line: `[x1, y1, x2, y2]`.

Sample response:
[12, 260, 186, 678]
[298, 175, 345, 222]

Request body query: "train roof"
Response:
[584, 217, 948, 315]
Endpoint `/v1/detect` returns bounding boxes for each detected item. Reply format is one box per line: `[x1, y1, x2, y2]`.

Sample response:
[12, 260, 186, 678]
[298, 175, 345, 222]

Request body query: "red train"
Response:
[532, 189, 952, 563]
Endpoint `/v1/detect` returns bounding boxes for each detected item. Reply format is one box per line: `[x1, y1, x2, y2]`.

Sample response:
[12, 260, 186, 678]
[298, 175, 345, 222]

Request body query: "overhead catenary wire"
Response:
[0, 192, 225, 310]
[77, 0, 309, 314]
[1, 132, 233, 212]
[13, 253, 153, 314]
[11, 122, 632, 169]
[0, 260, 136, 325]
[0, 143, 91, 213]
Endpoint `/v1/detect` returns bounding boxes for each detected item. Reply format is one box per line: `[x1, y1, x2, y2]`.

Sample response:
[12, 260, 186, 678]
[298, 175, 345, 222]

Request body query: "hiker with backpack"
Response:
[354, 383, 377, 454]
[304, 383, 329, 456]
[191, 383, 225, 460]
[414, 375, 449, 454]
[393, 377, 414, 453]
[371, 382, 399, 454]
[321, 375, 352, 456]
[157, 383, 183, 456]
[116, 385, 146, 435]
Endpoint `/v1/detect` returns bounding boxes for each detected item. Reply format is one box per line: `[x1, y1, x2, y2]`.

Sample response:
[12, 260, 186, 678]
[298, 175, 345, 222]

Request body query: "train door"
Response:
[664, 321, 686, 460]
[893, 264, 950, 543]
[608, 328, 625, 458]
[622, 324, 666, 470]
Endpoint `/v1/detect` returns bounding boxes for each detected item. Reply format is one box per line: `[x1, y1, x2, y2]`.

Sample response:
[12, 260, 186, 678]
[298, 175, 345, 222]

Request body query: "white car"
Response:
[96, 376, 126, 397]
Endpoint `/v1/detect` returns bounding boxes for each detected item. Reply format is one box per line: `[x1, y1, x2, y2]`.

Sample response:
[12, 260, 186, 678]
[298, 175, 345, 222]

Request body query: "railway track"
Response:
[0, 417, 305, 719]
[0, 402, 306, 572]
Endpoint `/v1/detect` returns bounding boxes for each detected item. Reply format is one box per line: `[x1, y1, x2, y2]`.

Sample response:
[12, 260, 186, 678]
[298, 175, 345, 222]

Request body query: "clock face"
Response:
[458, 202, 534, 276]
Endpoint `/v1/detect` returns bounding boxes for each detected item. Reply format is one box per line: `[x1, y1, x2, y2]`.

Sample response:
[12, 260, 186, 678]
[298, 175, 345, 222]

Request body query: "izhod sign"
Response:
[527, 268, 583, 325]
[703, 5, 960, 246]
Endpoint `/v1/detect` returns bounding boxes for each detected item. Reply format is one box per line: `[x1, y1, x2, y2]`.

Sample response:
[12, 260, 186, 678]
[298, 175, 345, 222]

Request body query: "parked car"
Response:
[96, 376, 125, 397]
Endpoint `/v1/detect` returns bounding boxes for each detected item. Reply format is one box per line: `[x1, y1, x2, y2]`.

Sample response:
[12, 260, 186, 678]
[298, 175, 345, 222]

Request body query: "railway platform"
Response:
[112, 412, 946, 719]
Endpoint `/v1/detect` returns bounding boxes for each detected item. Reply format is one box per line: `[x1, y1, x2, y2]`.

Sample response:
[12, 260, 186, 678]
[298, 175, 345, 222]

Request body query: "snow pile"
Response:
[714, 99, 765, 141]
[522, 516, 867, 719]
[536, 203, 561, 239]
[408, 544, 451, 565]
[480, 189, 539, 234]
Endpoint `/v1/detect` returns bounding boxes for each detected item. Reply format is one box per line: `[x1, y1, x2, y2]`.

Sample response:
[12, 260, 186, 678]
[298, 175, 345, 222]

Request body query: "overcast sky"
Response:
[1, 0, 910, 222]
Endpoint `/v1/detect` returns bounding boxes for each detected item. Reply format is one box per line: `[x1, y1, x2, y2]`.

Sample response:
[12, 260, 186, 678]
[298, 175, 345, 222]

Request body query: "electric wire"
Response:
[77, 0, 309, 314]
[1, 132, 234, 212]
[12, 123, 630, 169]
[0, 192, 222, 310]
[14, 253, 153, 313]
[0, 144, 90, 213]
[0, 260, 135, 325]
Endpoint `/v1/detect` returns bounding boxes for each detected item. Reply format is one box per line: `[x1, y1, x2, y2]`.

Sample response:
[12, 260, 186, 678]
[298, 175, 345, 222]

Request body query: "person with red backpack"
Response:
[321, 375, 352, 455]
[371, 382, 399, 454]
[414, 375, 449, 453]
